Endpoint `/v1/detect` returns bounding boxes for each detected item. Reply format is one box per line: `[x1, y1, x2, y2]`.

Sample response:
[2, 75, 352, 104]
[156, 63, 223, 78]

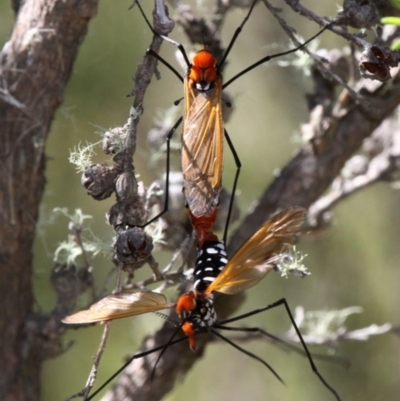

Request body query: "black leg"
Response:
[218, 298, 342, 401]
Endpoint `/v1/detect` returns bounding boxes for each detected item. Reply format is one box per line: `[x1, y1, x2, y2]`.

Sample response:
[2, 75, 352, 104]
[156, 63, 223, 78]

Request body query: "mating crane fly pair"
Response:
[63, 0, 341, 400]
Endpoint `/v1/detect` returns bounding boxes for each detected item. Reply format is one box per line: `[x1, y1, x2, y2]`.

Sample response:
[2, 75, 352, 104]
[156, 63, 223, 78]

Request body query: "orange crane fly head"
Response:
[189, 49, 219, 86]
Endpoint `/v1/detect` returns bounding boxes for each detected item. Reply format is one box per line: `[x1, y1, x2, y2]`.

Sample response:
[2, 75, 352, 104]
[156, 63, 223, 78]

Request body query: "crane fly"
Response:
[63, 207, 341, 400]
[135, 0, 332, 241]
[181, 49, 224, 221]
[176, 207, 307, 349]
[62, 208, 305, 373]
[136, 0, 231, 242]
[63, 208, 305, 328]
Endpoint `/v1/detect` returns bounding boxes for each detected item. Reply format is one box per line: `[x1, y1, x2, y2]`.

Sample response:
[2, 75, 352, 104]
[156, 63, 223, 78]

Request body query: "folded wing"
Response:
[182, 79, 224, 218]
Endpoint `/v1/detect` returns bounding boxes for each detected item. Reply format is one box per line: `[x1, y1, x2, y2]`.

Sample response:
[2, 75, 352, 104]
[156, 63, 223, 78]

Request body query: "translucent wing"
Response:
[182, 78, 224, 218]
[205, 207, 306, 295]
[62, 292, 174, 324]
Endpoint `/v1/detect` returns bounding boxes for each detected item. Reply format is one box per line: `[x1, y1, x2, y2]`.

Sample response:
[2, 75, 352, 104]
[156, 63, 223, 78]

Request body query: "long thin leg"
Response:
[85, 335, 187, 401]
[135, 0, 191, 67]
[218, 0, 258, 68]
[223, 22, 333, 89]
[210, 328, 285, 384]
[214, 324, 349, 367]
[139, 116, 183, 228]
[147, 48, 183, 83]
[218, 298, 342, 401]
[150, 324, 184, 381]
[222, 129, 241, 244]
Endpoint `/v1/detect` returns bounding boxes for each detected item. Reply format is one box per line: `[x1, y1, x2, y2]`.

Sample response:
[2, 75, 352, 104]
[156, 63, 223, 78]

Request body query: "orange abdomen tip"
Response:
[176, 291, 197, 316]
[189, 209, 219, 248]
[182, 321, 197, 351]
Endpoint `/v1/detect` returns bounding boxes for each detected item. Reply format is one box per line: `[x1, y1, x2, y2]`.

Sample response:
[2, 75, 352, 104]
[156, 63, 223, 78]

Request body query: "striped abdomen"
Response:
[193, 241, 228, 292]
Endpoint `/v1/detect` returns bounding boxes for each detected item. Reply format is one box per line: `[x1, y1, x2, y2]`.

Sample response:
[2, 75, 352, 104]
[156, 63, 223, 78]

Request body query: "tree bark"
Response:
[0, 1, 98, 400]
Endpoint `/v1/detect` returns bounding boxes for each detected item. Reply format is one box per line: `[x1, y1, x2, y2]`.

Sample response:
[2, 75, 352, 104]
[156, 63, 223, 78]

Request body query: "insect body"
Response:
[136, 0, 331, 235]
[192, 238, 228, 292]
[64, 208, 305, 346]
[176, 207, 306, 349]
[181, 53, 224, 220]
[62, 207, 341, 400]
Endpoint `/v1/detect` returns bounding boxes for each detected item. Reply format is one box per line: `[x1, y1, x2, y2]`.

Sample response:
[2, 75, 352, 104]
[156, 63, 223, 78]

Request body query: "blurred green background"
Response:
[1, 1, 400, 400]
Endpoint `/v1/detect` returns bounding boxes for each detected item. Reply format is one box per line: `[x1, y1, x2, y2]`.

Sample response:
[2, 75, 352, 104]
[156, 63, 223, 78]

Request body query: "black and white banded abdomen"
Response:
[193, 240, 228, 292]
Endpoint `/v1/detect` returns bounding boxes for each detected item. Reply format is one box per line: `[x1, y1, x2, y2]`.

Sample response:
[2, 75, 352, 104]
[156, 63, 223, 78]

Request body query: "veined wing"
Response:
[205, 207, 306, 295]
[62, 292, 174, 324]
[182, 78, 224, 218]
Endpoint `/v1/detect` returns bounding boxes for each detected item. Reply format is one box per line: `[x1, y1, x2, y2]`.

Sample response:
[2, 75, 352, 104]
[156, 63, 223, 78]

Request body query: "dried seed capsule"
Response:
[81, 164, 118, 200]
[113, 227, 154, 270]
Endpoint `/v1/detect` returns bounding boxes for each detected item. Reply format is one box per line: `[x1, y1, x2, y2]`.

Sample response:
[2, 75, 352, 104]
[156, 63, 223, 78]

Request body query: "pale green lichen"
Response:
[276, 246, 310, 279]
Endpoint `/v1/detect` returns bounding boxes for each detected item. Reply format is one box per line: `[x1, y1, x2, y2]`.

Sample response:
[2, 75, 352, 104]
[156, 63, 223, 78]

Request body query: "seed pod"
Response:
[113, 227, 154, 270]
[115, 171, 138, 203]
[81, 164, 118, 200]
[107, 201, 146, 229]
[359, 45, 397, 82]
